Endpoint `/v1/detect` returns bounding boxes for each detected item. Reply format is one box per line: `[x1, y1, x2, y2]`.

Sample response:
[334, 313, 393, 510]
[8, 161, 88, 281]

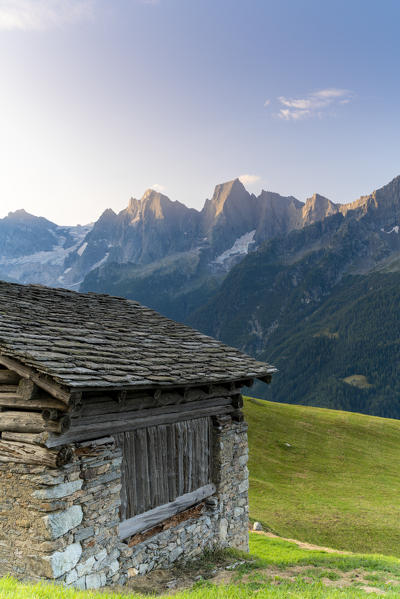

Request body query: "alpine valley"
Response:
[2, 176, 400, 417]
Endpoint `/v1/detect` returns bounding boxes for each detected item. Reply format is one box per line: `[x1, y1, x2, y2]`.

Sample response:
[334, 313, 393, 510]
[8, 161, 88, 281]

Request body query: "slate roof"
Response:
[0, 281, 276, 390]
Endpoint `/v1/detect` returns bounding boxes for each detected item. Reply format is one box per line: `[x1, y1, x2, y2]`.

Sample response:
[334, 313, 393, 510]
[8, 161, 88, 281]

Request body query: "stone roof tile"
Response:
[0, 281, 276, 389]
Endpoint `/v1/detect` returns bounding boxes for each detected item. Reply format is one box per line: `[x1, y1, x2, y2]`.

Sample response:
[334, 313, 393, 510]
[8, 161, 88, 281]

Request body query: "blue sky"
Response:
[1, 0, 400, 224]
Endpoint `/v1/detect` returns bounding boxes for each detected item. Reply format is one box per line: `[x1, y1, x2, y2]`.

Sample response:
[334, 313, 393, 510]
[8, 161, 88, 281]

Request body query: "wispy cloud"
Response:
[151, 183, 166, 193]
[0, 0, 94, 31]
[263, 99, 270, 107]
[239, 174, 261, 186]
[274, 88, 354, 121]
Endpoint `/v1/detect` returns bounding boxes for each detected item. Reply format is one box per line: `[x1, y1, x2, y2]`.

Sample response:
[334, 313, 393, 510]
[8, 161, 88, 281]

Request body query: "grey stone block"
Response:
[76, 556, 96, 577]
[34, 480, 83, 500]
[86, 572, 106, 589]
[43, 506, 83, 540]
[74, 526, 94, 542]
[47, 543, 82, 578]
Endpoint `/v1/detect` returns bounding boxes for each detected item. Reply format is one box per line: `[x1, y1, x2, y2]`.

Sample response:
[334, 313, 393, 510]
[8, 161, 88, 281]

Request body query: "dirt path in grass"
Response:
[254, 530, 352, 554]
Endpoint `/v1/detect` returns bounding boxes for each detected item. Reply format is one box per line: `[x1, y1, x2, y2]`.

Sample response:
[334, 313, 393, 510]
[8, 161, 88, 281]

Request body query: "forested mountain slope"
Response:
[189, 206, 400, 417]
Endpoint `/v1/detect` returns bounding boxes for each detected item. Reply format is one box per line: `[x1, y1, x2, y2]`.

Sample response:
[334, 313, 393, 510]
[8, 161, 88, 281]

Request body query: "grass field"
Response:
[245, 397, 400, 556]
[3, 534, 400, 598]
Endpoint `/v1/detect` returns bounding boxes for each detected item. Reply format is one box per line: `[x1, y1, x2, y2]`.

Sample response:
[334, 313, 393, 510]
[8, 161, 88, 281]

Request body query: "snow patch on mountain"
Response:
[77, 241, 88, 256]
[214, 230, 256, 265]
[0, 225, 91, 268]
[91, 252, 110, 271]
[0, 223, 92, 286]
[381, 226, 400, 234]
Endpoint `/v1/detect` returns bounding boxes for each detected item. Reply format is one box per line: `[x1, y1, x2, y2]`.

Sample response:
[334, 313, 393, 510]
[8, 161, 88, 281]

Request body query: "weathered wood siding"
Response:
[116, 417, 212, 521]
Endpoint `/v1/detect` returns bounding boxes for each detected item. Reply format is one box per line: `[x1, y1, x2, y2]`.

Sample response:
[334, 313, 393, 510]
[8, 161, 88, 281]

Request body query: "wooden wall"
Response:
[116, 417, 212, 520]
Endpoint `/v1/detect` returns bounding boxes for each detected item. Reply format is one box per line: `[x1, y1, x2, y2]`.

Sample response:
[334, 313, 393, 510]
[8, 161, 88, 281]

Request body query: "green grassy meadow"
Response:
[245, 397, 400, 556]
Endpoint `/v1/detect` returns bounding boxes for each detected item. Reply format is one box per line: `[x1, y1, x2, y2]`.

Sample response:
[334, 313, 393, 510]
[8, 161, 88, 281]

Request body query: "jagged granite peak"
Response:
[373, 174, 400, 212]
[338, 174, 400, 220]
[255, 191, 303, 241]
[0, 210, 61, 260]
[127, 189, 196, 223]
[302, 193, 339, 225]
[205, 178, 249, 218]
[258, 190, 302, 209]
[99, 208, 117, 219]
[200, 179, 258, 253]
[5, 208, 55, 226]
[86, 208, 118, 240]
[7, 208, 33, 220]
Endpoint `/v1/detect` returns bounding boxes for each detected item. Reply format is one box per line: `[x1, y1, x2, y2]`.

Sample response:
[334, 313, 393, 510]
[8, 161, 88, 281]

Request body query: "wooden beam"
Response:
[0, 439, 72, 468]
[67, 377, 263, 394]
[0, 411, 70, 434]
[73, 396, 232, 425]
[46, 404, 234, 447]
[127, 503, 205, 547]
[119, 483, 216, 540]
[0, 385, 19, 394]
[1, 431, 50, 446]
[0, 394, 67, 411]
[0, 355, 70, 404]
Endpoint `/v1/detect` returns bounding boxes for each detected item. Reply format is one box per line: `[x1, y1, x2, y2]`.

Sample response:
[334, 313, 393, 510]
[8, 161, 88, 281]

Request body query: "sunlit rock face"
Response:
[301, 193, 339, 225]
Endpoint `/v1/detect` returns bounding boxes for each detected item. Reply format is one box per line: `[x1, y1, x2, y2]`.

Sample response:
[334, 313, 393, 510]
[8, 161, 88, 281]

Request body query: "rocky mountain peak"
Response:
[207, 178, 248, 218]
[6, 209, 41, 222]
[337, 175, 400, 220]
[141, 189, 173, 219]
[302, 193, 339, 225]
[127, 189, 192, 223]
[98, 208, 117, 222]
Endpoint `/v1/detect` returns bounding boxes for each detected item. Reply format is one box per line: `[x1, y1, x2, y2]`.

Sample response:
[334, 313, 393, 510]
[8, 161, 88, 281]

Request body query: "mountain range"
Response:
[1, 175, 400, 417]
[0, 177, 377, 290]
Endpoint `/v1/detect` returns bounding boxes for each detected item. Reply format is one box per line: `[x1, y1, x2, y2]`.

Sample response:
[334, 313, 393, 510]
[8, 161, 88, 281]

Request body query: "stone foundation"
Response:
[0, 420, 248, 589]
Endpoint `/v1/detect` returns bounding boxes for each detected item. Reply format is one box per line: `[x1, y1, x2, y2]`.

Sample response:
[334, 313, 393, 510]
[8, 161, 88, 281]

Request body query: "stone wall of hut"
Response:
[0, 419, 248, 590]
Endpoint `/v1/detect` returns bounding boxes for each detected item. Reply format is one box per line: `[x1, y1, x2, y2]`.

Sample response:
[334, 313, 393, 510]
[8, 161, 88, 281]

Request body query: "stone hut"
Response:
[0, 282, 275, 590]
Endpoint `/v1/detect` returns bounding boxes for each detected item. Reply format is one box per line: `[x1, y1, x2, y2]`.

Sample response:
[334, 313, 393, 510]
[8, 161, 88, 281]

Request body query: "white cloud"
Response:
[0, 0, 94, 31]
[239, 174, 261, 186]
[276, 88, 353, 121]
[264, 99, 270, 107]
[313, 88, 349, 99]
[151, 183, 166, 193]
